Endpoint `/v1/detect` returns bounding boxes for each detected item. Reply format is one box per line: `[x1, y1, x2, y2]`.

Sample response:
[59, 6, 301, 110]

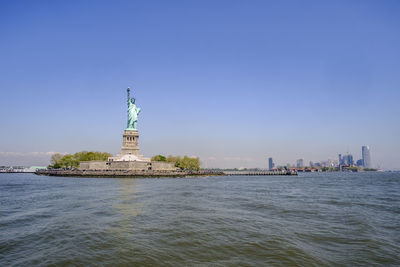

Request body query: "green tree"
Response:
[50, 153, 63, 168]
[166, 155, 181, 163]
[151, 155, 167, 162]
[58, 154, 79, 169]
[156, 155, 201, 170]
[50, 153, 63, 165]
[175, 156, 200, 170]
[74, 151, 111, 161]
[49, 151, 112, 169]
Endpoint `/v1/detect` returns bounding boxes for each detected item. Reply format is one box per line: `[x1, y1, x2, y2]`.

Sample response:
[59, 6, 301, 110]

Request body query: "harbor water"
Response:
[1, 172, 399, 266]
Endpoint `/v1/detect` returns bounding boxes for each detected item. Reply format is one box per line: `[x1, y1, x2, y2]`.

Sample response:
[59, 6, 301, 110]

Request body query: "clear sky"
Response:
[1, 0, 399, 169]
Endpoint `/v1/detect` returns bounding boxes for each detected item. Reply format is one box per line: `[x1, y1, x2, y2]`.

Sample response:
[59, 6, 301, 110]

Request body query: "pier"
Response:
[223, 170, 298, 176]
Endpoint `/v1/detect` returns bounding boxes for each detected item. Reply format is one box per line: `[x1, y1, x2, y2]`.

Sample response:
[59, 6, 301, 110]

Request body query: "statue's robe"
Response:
[127, 101, 141, 129]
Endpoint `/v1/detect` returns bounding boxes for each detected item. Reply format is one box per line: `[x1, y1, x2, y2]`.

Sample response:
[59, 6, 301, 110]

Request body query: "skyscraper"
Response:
[362, 146, 371, 168]
[268, 157, 274, 170]
[342, 154, 354, 165]
[296, 159, 304, 168]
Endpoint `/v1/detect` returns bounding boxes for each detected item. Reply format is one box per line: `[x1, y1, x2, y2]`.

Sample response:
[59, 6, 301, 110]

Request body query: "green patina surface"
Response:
[126, 87, 141, 130]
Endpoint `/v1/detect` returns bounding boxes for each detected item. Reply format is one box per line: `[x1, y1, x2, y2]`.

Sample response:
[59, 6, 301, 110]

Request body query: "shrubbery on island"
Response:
[50, 152, 200, 171]
[151, 155, 200, 170]
[50, 151, 112, 169]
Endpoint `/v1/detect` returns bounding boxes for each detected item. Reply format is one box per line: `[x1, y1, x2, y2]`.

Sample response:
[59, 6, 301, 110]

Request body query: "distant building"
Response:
[296, 159, 304, 168]
[362, 146, 371, 168]
[309, 161, 314, 167]
[338, 154, 343, 165]
[268, 157, 274, 170]
[342, 154, 354, 165]
[320, 161, 329, 167]
[23, 166, 47, 172]
[327, 159, 334, 167]
[356, 159, 363, 167]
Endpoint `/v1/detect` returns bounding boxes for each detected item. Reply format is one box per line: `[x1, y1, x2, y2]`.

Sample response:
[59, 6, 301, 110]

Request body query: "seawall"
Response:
[35, 169, 297, 178]
[35, 169, 224, 178]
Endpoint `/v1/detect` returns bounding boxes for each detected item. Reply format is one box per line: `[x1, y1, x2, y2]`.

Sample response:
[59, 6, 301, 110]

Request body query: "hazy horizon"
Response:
[1, 1, 399, 170]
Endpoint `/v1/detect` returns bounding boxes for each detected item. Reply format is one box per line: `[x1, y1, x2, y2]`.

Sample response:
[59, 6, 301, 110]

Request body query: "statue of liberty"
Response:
[126, 87, 141, 130]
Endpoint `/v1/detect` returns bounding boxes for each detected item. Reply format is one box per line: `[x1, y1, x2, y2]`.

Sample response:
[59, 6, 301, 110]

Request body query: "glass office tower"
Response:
[362, 146, 371, 168]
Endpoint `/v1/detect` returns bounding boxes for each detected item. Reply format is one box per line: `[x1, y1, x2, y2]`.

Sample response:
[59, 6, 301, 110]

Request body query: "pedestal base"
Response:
[121, 130, 140, 156]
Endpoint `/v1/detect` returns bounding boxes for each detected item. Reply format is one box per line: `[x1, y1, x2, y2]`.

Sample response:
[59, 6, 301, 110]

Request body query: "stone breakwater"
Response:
[35, 169, 225, 178]
[35, 169, 297, 178]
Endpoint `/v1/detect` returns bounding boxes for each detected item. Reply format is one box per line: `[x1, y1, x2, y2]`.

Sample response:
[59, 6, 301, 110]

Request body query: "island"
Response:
[36, 87, 297, 178]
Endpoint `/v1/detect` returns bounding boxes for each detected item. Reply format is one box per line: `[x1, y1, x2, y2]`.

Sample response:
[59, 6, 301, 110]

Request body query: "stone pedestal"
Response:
[121, 130, 140, 156]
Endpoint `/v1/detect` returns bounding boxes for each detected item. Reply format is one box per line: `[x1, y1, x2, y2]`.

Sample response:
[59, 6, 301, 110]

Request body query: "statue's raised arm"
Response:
[127, 87, 131, 107]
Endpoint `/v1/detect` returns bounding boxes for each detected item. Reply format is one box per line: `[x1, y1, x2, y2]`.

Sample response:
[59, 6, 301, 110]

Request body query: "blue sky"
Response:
[0, 0, 399, 169]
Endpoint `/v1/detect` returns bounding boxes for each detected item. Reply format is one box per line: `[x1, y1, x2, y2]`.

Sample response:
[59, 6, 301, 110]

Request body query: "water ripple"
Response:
[1, 172, 400, 266]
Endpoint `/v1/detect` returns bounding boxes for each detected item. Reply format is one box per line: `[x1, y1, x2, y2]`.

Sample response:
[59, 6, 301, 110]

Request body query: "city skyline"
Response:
[264, 146, 375, 171]
[1, 1, 399, 170]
